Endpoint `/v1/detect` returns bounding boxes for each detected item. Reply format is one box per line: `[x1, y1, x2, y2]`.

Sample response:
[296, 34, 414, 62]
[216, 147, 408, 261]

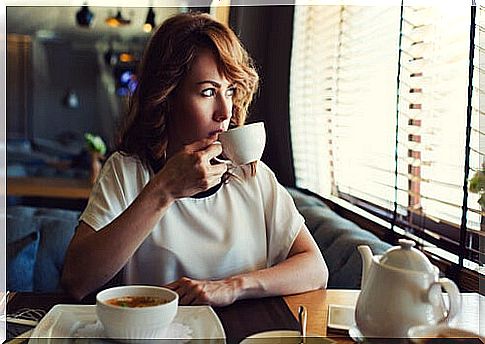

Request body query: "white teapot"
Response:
[355, 239, 461, 338]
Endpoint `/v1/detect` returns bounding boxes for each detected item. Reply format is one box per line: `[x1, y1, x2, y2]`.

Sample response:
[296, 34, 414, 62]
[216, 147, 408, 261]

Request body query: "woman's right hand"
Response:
[149, 136, 228, 201]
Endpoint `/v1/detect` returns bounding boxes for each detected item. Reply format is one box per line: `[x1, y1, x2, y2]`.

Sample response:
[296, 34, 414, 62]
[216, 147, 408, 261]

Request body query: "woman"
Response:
[61, 12, 328, 306]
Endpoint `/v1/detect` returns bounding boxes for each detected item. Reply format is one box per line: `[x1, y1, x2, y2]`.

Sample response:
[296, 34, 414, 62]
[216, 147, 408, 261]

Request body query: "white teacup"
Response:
[215, 122, 266, 166]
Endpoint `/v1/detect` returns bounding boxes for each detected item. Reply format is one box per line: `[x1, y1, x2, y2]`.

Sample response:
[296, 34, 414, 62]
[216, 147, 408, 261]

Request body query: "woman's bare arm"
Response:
[236, 224, 328, 297]
[61, 184, 172, 300]
[61, 137, 226, 300]
[167, 224, 328, 306]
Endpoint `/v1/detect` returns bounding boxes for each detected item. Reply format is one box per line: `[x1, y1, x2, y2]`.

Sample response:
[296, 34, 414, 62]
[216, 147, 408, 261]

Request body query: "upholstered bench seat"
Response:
[7, 207, 80, 292]
[286, 188, 391, 288]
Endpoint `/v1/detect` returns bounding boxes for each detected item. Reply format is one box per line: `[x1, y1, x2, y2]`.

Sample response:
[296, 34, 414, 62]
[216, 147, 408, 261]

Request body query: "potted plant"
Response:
[469, 163, 485, 211]
[468, 162, 485, 230]
[85, 133, 106, 185]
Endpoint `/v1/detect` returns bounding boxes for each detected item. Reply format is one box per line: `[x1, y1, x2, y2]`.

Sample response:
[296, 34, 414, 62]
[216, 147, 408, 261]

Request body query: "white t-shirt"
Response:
[80, 152, 304, 285]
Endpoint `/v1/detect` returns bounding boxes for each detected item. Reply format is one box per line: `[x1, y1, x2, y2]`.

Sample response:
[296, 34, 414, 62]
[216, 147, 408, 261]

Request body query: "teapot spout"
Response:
[358, 245, 373, 288]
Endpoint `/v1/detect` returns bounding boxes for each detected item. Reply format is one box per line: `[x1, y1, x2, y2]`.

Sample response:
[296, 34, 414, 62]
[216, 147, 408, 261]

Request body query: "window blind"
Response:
[396, 5, 471, 241]
[290, 5, 401, 206]
[290, 5, 342, 197]
[290, 5, 482, 266]
[332, 6, 401, 214]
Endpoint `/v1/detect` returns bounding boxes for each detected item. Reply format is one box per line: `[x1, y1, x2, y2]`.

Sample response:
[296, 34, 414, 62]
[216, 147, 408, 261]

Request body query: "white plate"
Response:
[28, 304, 225, 343]
[240, 330, 336, 344]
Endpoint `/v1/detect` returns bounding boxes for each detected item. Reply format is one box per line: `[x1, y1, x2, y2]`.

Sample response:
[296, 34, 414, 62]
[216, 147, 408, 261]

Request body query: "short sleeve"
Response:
[79, 153, 144, 231]
[256, 163, 305, 267]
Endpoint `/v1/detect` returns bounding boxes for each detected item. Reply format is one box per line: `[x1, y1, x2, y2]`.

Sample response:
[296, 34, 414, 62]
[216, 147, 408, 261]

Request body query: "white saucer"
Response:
[240, 330, 335, 344]
[408, 324, 482, 343]
[28, 304, 225, 343]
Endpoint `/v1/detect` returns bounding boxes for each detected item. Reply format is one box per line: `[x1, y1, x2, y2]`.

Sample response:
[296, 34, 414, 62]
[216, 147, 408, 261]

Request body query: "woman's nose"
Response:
[213, 95, 232, 122]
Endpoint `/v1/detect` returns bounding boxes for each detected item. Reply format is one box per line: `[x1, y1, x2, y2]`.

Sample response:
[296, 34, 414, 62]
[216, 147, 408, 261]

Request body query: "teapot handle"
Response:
[427, 278, 462, 324]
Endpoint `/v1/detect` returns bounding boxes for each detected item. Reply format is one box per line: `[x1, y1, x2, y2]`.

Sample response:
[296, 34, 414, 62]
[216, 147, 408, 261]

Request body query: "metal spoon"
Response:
[298, 305, 307, 342]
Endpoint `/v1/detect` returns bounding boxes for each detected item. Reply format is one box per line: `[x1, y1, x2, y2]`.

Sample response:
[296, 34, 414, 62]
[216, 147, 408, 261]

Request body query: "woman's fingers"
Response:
[164, 280, 180, 290]
[195, 142, 227, 185]
[205, 142, 223, 161]
[186, 138, 224, 168]
[157, 137, 228, 198]
[166, 278, 206, 305]
[166, 279, 191, 304]
[165, 277, 237, 307]
[209, 162, 228, 177]
[185, 135, 218, 152]
[179, 289, 198, 305]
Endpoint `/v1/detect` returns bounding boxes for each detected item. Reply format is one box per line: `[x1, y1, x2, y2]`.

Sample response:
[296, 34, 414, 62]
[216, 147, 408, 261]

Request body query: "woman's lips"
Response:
[208, 129, 224, 137]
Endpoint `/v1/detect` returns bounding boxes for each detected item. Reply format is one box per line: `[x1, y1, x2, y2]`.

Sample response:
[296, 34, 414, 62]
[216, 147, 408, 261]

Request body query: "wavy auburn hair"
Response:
[117, 12, 259, 170]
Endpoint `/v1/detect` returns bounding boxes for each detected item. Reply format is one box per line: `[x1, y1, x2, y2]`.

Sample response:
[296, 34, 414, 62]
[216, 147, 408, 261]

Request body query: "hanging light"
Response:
[76, 5, 94, 27]
[119, 52, 136, 63]
[143, 7, 156, 33]
[104, 47, 118, 66]
[62, 89, 80, 109]
[105, 8, 131, 27]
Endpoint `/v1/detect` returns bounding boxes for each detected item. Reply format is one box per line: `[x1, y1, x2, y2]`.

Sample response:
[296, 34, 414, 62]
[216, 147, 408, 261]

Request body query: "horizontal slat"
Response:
[291, 5, 479, 264]
[337, 187, 395, 209]
[470, 147, 485, 156]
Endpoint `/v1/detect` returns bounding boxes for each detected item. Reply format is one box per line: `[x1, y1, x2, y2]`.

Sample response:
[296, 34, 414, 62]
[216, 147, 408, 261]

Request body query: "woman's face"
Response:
[167, 48, 235, 153]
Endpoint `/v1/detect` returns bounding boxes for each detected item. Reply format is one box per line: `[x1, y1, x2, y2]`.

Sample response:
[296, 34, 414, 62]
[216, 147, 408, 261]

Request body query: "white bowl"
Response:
[96, 285, 178, 340]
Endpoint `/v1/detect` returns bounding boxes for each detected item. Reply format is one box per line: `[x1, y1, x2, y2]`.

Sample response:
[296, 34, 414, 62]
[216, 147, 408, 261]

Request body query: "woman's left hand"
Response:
[165, 276, 240, 307]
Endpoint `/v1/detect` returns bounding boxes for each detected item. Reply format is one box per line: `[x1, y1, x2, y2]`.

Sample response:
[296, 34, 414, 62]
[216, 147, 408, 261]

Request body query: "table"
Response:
[285, 289, 484, 342]
[7, 176, 92, 199]
[6, 291, 300, 343]
[5, 289, 485, 343]
[285, 289, 358, 341]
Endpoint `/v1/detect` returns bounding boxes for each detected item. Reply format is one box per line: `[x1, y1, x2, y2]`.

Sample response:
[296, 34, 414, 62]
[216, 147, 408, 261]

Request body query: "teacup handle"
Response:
[427, 278, 462, 324]
[212, 156, 236, 168]
[211, 141, 236, 168]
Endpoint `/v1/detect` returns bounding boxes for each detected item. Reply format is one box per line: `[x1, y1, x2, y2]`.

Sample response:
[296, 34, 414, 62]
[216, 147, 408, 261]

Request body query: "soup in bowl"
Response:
[105, 295, 169, 308]
[96, 285, 178, 340]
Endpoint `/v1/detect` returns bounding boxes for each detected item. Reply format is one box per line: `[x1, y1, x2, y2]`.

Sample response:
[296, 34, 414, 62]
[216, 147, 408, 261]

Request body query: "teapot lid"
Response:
[379, 239, 435, 273]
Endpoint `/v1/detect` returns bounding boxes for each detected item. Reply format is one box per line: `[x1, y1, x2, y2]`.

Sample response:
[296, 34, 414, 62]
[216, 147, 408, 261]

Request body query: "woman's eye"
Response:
[226, 87, 236, 97]
[201, 88, 216, 97]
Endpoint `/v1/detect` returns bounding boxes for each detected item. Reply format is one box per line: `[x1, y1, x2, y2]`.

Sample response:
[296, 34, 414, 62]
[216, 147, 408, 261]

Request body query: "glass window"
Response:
[290, 4, 483, 268]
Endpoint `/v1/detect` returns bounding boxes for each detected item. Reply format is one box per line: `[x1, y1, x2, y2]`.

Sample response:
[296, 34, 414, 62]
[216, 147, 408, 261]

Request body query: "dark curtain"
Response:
[229, 5, 296, 187]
